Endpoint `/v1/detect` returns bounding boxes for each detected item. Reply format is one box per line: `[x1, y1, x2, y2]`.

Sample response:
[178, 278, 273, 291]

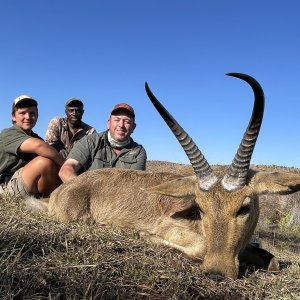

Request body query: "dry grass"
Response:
[0, 161, 299, 299]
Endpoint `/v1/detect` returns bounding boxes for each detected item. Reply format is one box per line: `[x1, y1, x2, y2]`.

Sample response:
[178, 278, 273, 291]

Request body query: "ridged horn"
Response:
[222, 73, 265, 191]
[145, 82, 218, 191]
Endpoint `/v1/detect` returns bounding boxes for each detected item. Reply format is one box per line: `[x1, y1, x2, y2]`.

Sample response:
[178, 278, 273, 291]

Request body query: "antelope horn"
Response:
[145, 82, 218, 191]
[222, 73, 265, 191]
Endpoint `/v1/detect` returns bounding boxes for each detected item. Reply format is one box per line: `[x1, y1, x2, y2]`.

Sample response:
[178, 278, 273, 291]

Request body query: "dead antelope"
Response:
[29, 73, 300, 279]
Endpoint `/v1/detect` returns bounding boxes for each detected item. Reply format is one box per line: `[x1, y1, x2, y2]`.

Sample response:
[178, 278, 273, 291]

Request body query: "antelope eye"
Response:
[237, 204, 250, 216]
[194, 205, 203, 219]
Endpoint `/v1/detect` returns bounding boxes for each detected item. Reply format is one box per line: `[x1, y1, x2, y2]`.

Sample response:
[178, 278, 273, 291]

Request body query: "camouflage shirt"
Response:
[45, 117, 95, 159]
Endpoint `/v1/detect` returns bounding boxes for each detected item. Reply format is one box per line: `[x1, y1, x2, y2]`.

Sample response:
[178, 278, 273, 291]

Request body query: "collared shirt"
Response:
[68, 130, 147, 171]
[45, 116, 96, 159]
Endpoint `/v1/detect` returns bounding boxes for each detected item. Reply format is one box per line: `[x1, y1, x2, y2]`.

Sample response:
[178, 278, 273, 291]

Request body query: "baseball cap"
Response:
[111, 103, 135, 118]
[13, 95, 38, 108]
[65, 97, 83, 107]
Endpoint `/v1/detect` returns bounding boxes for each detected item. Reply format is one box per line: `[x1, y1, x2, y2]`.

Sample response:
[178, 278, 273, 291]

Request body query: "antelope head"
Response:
[145, 73, 300, 279]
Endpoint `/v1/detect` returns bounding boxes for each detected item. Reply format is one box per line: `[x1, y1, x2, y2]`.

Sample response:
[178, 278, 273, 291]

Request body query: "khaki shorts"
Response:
[0, 168, 33, 198]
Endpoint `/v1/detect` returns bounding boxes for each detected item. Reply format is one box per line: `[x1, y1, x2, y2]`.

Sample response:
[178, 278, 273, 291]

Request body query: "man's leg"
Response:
[22, 156, 61, 197]
[2, 170, 33, 198]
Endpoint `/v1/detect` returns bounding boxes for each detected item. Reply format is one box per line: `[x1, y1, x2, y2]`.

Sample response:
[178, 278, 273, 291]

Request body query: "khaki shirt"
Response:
[45, 117, 95, 159]
[68, 130, 147, 171]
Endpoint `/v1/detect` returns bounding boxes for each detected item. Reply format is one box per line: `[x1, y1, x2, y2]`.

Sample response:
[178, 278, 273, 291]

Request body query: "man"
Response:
[0, 95, 64, 198]
[59, 103, 147, 183]
[45, 97, 95, 159]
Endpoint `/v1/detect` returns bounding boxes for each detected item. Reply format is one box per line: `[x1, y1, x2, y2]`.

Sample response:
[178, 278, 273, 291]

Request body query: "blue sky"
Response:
[1, 1, 299, 167]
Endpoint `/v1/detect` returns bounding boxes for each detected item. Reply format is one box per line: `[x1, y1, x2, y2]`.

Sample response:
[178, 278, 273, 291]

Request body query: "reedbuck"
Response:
[30, 73, 300, 279]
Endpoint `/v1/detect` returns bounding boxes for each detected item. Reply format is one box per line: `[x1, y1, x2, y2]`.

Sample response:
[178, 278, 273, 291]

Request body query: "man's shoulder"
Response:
[69, 132, 105, 158]
[86, 131, 105, 141]
[48, 116, 67, 126]
[80, 121, 96, 134]
[0, 126, 13, 135]
[0, 125, 39, 146]
[129, 138, 145, 150]
[30, 131, 43, 140]
[1, 125, 26, 137]
[76, 131, 104, 144]
[0, 126, 16, 141]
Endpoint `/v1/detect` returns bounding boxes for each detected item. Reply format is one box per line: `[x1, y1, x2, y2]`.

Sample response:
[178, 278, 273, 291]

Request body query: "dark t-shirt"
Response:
[0, 125, 42, 180]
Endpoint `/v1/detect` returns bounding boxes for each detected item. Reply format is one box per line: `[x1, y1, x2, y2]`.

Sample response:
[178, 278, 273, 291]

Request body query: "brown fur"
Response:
[28, 166, 300, 279]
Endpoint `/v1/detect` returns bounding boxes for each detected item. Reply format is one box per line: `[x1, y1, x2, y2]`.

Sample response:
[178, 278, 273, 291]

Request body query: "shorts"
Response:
[0, 168, 33, 198]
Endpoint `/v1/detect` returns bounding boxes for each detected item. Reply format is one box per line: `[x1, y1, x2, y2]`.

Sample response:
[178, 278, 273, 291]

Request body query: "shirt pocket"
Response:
[118, 154, 137, 167]
[91, 152, 111, 169]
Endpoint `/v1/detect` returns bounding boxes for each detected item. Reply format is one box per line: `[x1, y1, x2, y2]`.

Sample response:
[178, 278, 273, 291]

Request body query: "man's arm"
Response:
[19, 137, 64, 167]
[59, 158, 83, 183]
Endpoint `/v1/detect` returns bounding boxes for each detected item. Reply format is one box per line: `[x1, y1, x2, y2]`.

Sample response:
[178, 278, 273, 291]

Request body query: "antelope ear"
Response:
[143, 176, 197, 197]
[159, 196, 196, 217]
[251, 171, 300, 195]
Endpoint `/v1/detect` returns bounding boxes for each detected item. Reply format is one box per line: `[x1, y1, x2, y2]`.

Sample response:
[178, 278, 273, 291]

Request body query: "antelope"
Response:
[28, 73, 300, 279]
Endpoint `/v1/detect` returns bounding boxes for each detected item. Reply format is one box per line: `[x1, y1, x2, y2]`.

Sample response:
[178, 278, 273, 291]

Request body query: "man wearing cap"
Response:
[45, 98, 95, 159]
[0, 95, 64, 198]
[59, 103, 147, 183]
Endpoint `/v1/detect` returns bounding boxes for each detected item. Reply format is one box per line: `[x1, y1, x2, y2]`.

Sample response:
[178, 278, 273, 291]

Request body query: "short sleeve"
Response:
[3, 126, 31, 155]
[67, 134, 96, 170]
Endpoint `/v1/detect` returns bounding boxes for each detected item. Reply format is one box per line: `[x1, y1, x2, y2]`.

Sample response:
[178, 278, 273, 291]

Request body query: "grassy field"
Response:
[1, 161, 299, 299]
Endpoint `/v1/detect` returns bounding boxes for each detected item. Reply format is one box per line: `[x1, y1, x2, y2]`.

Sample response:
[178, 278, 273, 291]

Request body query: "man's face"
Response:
[65, 105, 84, 126]
[107, 111, 136, 142]
[12, 106, 38, 133]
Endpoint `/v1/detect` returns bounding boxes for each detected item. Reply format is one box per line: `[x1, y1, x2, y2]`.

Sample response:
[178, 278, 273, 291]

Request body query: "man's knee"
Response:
[22, 157, 61, 197]
[35, 156, 56, 168]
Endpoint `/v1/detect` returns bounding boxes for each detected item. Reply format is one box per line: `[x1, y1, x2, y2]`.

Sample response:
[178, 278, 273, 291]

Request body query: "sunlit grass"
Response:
[0, 161, 299, 299]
